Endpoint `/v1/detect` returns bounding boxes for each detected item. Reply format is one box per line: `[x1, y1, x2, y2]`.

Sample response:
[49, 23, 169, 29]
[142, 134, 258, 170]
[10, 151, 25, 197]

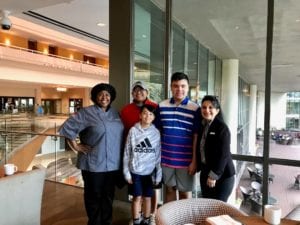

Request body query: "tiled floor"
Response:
[238, 139, 300, 217]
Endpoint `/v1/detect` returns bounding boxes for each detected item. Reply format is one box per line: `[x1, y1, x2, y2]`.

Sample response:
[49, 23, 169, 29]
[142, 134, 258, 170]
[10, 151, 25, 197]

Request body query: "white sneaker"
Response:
[150, 214, 156, 225]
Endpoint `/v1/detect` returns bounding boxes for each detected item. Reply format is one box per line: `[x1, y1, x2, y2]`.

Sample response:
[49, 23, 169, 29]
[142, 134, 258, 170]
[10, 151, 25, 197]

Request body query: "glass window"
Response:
[198, 43, 208, 98]
[186, 33, 198, 85]
[208, 52, 216, 95]
[271, 1, 300, 160]
[172, 0, 268, 208]
[171, 21, 185, 73]
[214, 57, 222, 98]
[133, 0, 165, 103]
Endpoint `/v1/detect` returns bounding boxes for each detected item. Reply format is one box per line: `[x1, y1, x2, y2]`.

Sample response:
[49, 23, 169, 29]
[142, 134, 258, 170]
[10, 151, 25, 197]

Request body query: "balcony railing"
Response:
[0, 114, 83, 186]
[0, 43, 108, 77]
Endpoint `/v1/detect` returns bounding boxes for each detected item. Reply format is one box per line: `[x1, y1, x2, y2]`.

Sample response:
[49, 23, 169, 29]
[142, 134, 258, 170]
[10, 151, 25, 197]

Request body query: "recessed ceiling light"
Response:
[272, 64, 293, 68]
[142, 34, 147, 38]
[97, 22, 106, 27]
[296, 19, 300, 22]
[56, 87, 67, 92]
[235, 26, 239, 30]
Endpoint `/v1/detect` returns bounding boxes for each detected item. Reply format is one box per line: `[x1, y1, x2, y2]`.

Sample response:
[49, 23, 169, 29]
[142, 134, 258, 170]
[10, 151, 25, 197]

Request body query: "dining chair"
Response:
[247, 166, 255, 179]
[251, 181, 262, 193]
[254, 163, 263, 172]
[239, 186, 252, 201]
[155, 198, 247, 225]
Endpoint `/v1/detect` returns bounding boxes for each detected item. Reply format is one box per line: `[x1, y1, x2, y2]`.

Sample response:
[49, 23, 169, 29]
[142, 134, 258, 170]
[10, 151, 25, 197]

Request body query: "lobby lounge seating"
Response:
[155, 198, 247, 225]
[0, 165, 46, 225]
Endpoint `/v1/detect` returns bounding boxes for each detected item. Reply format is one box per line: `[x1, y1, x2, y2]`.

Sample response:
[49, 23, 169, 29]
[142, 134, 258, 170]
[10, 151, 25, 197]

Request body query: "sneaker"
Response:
[130, 216, 143, 225]
[129, 211, 144, 225]
[150, 214, 156, 225]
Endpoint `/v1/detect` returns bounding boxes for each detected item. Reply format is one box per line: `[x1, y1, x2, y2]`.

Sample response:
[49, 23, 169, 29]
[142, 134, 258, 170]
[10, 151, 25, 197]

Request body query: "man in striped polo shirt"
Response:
[156, 72, 200, 202]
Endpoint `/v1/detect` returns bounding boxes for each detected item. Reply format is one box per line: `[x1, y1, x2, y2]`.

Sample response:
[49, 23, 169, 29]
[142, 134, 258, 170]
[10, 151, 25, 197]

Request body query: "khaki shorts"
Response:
[162, 166, 194, 192]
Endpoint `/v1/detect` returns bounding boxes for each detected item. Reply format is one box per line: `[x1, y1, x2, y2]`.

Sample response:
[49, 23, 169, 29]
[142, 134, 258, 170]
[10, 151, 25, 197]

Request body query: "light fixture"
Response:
[97, 22, 106, 27]
[4, 38, 10, 46]
[56, 87, 67, 92]
[272, 64, 293, 68]
[242, 87, 249, 93]
[0, 10, 12, 30]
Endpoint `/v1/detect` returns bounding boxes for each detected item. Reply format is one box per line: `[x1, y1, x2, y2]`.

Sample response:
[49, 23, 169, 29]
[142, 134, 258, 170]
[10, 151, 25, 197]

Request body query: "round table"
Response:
[233, 216, 299, 225]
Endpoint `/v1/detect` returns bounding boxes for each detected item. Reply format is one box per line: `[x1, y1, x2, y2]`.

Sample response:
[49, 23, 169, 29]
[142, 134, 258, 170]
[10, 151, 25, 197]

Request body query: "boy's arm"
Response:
[154, 134, 162, 184]
[123, 130, 133, 183]
[188, 107, 201, 175]
[188, 133, 198, 175]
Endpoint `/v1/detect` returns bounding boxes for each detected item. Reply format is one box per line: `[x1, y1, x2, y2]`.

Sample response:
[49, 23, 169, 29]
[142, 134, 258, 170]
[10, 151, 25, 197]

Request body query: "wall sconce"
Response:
[242, 88, 248, 93]
[56, 87, 67, 92]
[242, 85, 249, 93]
[5, 38, 10, 46]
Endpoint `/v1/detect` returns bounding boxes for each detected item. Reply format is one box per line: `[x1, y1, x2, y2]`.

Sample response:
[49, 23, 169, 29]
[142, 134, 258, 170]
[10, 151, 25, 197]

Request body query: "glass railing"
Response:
[0, 113, 83, 188]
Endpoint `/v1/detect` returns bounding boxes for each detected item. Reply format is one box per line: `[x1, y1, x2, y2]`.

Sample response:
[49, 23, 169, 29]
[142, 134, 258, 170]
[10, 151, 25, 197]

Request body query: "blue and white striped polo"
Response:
[156, 97, 200, 168]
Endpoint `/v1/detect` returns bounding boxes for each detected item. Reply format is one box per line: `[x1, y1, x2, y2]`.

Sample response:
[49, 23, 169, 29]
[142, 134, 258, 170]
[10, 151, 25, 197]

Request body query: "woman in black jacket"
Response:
[197, 95, 235, 202]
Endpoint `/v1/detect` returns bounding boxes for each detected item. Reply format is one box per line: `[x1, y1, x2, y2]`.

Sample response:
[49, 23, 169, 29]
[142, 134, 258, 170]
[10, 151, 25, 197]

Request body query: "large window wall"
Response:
[268, 1, 300, 216]
[171, 0, 267, 212]
[131, 0, 300, 217]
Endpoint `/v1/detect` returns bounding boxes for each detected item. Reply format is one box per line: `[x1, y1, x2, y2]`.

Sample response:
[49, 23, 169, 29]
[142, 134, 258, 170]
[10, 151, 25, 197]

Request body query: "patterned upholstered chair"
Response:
[156, 198, 247, 225]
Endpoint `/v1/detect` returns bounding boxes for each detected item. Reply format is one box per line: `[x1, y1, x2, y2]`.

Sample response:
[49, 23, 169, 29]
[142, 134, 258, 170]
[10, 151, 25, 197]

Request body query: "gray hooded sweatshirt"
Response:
[123, 122, 162, 184]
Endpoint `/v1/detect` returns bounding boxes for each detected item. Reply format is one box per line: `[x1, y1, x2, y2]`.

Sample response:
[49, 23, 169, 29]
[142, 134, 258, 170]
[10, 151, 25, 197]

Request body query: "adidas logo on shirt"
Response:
[134, 138, 155, 153]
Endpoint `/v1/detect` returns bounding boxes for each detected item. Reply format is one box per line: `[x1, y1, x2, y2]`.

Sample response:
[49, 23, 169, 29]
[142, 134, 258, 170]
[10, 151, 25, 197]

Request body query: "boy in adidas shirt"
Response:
[123, 104, 161, 225]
